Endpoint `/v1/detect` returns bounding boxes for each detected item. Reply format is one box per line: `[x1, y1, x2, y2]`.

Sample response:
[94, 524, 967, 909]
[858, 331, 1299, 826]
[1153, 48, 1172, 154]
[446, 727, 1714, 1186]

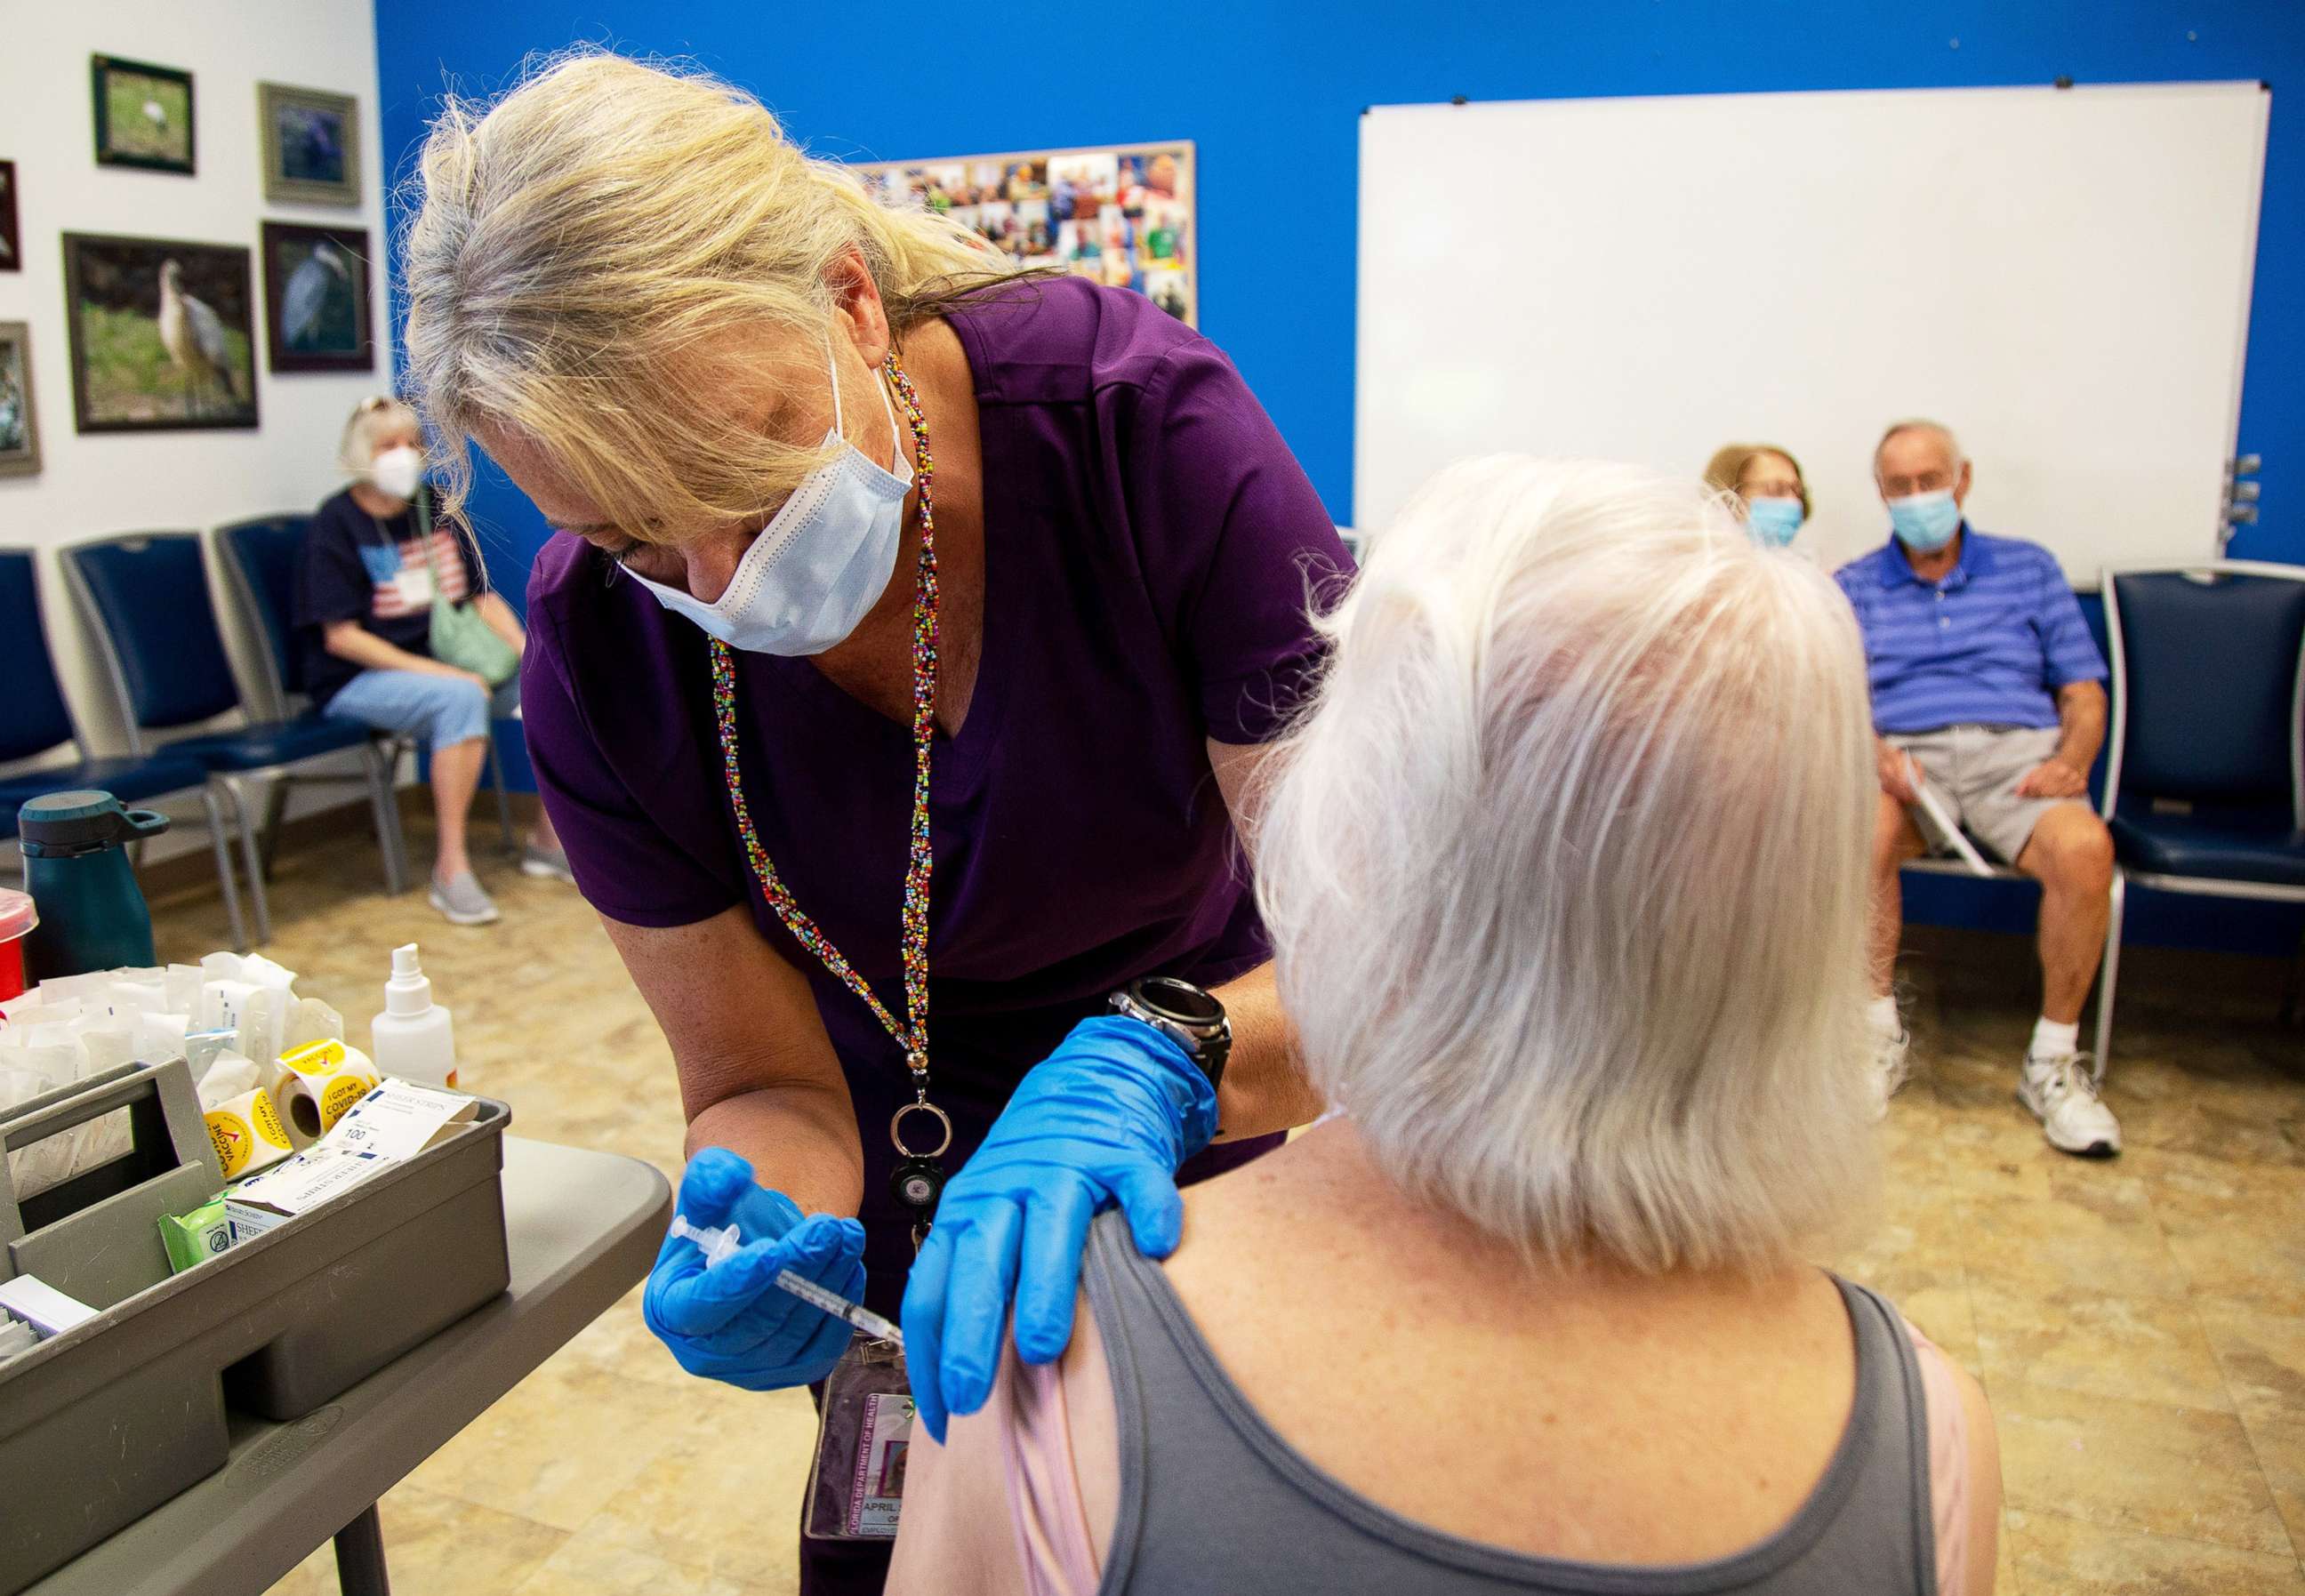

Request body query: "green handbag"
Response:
[415, 488, 519, 687]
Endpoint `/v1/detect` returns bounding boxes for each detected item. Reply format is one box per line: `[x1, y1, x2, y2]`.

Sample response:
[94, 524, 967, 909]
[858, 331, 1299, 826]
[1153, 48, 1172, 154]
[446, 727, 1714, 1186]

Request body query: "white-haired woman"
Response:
[293, 397, 566, 925]
[399, 52, 1343, 1591]
[889, 458, 2003, 1596]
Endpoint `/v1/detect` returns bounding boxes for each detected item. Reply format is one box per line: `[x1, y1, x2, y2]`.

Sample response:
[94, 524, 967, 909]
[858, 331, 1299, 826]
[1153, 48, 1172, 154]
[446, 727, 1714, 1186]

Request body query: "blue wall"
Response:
[375, 1, 2305, 955]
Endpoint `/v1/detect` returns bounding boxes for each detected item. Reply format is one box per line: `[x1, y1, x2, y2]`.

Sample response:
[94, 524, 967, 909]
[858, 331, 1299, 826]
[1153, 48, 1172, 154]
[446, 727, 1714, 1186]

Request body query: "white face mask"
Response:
[625, 343, 912, 656]
[368, 445, 424, 503]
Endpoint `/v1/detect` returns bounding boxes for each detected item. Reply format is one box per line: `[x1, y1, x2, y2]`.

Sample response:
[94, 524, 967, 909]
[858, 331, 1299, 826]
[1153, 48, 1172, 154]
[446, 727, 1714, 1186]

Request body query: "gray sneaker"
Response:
[519, 844, 576, 885]
[429, 870, 501, 926]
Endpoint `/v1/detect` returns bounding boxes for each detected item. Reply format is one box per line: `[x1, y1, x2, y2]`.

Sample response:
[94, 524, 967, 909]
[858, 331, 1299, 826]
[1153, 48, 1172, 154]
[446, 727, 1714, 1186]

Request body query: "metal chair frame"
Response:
[2099, 558, 2305, 1027]
[60, 533, 398, 947]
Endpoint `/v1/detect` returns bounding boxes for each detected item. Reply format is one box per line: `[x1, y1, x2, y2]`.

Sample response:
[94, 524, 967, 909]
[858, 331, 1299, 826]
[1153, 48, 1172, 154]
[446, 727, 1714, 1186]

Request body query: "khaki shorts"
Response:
[1888, 724, 2079, 866]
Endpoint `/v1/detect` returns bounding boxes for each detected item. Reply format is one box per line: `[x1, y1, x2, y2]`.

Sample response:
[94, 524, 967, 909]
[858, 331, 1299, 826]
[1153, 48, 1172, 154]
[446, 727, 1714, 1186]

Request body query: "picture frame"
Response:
[0, 163, 20, 274]
[259, 83, 359, 208]
[261, 221, 373, 373]
[62, 232, 259, 433]
[850, 140, 1198, 326]
[0, 322, 40, 477]
[92, 55, 196, 175]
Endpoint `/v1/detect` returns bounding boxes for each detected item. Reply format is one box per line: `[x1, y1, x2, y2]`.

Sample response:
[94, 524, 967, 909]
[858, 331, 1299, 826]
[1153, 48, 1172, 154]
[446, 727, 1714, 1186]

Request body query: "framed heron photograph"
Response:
[61, 232, 258, 432]
[261, 222, 373, 373]
[259, 83, 359, 207]
[0, 323, 39, 477]
[92, 56, 196, 175]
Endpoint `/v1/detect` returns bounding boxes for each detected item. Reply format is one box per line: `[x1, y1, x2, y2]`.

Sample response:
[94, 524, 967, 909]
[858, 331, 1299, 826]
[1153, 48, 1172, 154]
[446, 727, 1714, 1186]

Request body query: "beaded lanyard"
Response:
[708, 352, 953, 1236]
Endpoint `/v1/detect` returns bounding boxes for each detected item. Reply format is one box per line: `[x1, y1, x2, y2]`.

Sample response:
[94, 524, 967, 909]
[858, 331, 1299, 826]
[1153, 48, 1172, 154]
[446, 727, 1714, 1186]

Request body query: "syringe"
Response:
[667, 1213, 903, 1346]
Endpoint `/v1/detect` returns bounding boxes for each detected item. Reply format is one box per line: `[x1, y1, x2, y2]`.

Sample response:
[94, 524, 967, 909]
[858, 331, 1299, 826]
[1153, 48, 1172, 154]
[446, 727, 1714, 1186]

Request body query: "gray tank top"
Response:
[1080, 1211, 1938, 1595]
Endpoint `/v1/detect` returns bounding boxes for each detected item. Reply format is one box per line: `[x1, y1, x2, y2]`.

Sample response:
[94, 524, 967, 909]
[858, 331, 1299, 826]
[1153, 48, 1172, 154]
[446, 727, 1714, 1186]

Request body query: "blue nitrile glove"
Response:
[902, 1015, 1219, 1442]
[643, 1147, 868, 1391]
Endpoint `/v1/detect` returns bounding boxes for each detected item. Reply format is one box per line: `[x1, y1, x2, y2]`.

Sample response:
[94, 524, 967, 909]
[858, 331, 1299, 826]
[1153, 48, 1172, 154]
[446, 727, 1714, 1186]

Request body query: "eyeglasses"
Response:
[1739, 477, 1803, 501]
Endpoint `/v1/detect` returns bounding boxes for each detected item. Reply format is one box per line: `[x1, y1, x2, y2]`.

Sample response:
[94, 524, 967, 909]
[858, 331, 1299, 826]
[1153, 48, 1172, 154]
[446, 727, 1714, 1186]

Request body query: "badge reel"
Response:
[801, 1096, 949, 1544]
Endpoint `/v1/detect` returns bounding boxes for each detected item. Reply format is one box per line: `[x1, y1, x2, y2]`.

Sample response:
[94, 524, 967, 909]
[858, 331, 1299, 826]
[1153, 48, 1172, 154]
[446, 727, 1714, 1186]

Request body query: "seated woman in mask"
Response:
[1704, 441, 1811, 549]
[889, 456, 2002, 1596]
[293, 397, 566, 926]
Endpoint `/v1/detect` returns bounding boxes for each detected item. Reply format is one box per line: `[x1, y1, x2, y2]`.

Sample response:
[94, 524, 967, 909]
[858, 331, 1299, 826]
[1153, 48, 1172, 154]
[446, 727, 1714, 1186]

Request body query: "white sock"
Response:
[2028, 1017, 2079, 1063]
[1867, 996, 1900, 1038]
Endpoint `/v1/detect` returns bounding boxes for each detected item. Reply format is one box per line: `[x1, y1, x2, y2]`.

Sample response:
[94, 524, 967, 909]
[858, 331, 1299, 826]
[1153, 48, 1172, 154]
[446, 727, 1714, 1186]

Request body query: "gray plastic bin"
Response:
[0, 1064, 510, 1593]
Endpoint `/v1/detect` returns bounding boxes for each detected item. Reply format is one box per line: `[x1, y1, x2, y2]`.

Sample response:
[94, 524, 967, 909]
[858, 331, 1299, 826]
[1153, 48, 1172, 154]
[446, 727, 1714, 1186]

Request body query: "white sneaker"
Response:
[1870, 1027, 1912, 1120]
[2019, 1052, 2122, 1158]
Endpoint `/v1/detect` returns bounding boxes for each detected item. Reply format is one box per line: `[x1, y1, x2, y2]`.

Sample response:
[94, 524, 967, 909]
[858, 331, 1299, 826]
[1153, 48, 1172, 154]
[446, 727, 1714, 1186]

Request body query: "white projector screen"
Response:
[1355, 84, 2269, 584]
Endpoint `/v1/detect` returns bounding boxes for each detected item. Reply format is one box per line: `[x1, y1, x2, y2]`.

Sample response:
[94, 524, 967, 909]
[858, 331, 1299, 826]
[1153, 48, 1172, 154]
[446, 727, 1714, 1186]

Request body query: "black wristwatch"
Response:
[1108, 975, 1232, 1090]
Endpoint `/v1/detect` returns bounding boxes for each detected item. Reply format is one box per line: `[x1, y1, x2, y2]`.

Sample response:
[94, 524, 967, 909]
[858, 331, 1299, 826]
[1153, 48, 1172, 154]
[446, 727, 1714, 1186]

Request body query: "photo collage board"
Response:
[851, 142, 1196, 325]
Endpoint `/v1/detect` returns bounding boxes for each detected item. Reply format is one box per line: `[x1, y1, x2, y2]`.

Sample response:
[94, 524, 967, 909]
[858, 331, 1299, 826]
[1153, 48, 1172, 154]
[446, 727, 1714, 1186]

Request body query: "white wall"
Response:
[0, 0, 392, 858]
[1357, 84, 2269, 583]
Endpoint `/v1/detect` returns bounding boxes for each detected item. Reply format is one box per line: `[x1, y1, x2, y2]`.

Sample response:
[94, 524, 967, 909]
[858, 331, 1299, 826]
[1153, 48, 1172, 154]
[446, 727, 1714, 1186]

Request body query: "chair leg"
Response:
[2092, 870, 2126, 1082]
[258, 779, 292, 881]
[219, 777, 272, 947]
[2281, 921, 2304, 1028]
[365, 742, 409, 896]
[197, 786, 249, 956]
[487, 730, 517, 853]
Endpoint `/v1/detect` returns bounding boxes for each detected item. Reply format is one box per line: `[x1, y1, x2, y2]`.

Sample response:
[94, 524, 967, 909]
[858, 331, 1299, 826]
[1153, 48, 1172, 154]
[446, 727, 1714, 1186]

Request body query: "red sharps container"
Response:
[0, 890, 37, 1003]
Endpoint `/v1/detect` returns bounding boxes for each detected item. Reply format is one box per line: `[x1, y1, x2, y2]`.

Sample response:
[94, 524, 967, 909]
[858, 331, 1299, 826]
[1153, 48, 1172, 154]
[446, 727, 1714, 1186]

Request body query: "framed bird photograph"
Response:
[261, 222, 373, 373]
[92, 56, 196, 175]
[61, 233, 259, 432]
[259, 83, 359, 207]
[0, 323, 39, 477]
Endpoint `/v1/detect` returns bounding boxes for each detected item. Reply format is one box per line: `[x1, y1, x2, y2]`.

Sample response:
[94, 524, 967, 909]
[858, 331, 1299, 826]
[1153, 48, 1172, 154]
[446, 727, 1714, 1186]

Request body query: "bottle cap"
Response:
[17, 790, 171, 858]
[391, 942, 422, 978]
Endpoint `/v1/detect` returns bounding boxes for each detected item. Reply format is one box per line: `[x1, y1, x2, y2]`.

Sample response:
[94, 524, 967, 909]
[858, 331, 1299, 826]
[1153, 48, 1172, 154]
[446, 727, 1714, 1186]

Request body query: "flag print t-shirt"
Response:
[293, 487, 486, 709]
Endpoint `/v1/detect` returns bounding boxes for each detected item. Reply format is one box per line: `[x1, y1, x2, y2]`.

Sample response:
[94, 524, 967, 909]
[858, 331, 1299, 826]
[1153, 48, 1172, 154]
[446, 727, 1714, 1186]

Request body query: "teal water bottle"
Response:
[18, 790, 169, 980]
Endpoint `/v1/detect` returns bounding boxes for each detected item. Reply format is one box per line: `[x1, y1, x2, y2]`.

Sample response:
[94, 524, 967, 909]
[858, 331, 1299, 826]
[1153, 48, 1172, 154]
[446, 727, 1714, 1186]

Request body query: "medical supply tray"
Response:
[0, 1061, 510, 1592]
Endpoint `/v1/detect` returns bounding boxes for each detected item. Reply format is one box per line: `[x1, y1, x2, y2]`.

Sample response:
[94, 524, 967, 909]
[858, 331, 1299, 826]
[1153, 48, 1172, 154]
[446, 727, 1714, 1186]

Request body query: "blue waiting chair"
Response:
[213, 513, 517, 896]
[0, 548, 248, 948]
[61, 532, 401, 947]
[2100, 559, 2305, 1035]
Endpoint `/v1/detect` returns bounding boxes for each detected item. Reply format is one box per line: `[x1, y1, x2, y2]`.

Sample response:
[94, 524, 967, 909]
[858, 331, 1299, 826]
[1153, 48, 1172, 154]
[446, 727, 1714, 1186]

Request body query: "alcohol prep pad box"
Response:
[324, 1078, 477, 1160]
[226, 1146, 396, 1242]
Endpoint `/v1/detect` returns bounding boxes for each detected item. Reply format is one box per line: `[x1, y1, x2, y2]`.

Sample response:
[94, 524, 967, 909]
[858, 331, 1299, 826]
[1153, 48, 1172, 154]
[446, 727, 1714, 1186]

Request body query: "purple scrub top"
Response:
[520, 277, 1351, 1313]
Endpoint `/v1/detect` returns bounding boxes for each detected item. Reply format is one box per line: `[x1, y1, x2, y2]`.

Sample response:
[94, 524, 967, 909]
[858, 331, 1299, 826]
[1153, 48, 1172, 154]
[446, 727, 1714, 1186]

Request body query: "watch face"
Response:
[1136, 975, 1223, 1025]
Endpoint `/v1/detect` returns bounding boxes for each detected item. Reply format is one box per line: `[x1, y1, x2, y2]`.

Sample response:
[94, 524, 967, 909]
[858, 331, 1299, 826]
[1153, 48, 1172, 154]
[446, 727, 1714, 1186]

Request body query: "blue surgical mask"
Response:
[1887, 489, 1961, 552]
[626, 342, 912, 655]
[1746, 495, 1804, 548]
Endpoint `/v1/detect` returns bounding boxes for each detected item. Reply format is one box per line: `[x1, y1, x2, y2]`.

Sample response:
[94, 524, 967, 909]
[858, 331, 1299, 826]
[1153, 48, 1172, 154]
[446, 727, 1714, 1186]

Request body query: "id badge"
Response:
[804, 1333, 913, 1541]
[391, 565, 435, 607]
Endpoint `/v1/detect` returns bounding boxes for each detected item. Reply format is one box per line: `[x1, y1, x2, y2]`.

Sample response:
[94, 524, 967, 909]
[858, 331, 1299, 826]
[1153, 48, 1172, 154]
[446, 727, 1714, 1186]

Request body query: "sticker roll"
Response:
[273, 1039, 381, 1145]
[204, 1087, 293, 1180]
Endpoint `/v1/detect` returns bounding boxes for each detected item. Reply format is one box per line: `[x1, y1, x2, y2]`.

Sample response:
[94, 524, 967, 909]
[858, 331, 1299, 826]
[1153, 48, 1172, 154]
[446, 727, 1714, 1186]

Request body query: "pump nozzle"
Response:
[383, 942, 434, 1016]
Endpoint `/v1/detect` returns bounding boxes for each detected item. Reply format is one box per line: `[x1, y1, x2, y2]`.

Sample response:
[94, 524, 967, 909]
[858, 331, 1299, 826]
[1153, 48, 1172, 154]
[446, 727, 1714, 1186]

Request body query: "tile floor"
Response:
[137, 817, 2304, 1595]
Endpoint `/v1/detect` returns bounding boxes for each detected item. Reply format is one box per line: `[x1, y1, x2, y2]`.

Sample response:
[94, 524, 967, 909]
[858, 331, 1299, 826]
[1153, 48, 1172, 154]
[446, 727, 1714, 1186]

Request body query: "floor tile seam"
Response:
[2002, 1497, 2301, 1562]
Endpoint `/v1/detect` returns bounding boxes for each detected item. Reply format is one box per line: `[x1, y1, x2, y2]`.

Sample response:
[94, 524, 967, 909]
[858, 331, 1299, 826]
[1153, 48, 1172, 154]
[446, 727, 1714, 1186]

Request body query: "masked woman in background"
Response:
[398, 51, 1343, 1592]
[1705, 441, 1811, 550]
[293, 397, 568, 926]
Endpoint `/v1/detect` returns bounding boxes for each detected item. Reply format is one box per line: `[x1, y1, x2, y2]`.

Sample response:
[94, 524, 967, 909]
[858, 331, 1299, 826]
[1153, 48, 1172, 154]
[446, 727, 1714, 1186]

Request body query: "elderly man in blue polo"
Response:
[1836, 419, 2121, 1157]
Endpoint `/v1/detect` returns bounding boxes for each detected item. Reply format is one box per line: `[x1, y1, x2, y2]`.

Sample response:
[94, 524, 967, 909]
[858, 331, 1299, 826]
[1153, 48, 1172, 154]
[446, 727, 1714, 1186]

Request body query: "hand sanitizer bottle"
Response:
[370, 942, 459, 1089]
